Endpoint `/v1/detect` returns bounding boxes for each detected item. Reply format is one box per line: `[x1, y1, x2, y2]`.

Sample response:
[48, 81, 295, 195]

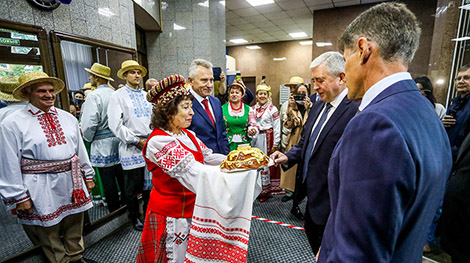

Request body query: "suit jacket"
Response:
[188, 95, 230, 155]
[439, 128, 470, 260]
[285, 96, 358, 225]
[318, 80, 452, 263]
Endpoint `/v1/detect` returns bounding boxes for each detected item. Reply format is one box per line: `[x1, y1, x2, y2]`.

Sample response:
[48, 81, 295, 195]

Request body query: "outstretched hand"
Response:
[16, 199, 34, 215]
[270, 151, 288, 166]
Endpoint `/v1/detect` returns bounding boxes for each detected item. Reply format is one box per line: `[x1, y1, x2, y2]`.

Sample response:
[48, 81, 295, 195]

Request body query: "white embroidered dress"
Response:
[81, 84, 120, 167]
[108, 85, 152, 170]
[0, 104, 94, 227]
[145, 129, 225, 262]
[251, 102, 281, 152]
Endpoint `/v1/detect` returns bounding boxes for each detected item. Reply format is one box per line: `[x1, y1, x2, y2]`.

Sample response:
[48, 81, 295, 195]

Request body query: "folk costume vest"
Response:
[143, 128, 203, 218]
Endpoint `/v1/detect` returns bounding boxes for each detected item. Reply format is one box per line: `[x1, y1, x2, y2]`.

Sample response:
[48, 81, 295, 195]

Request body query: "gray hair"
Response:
[338, 2, 421, 65]
[188, 59, 213, 78]
[310, 51, 345, 77]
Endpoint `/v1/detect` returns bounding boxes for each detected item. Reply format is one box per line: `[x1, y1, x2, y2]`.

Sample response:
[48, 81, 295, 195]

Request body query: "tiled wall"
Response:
[0, 0, 137, 49]
[146, 0, 226, 80]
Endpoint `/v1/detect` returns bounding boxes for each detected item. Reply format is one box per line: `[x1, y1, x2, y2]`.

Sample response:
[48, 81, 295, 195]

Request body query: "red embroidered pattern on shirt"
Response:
[186, 235, 247, 262]
[36, 113, 67, 147]
[18, 197, 91, 222]
[190, 225, 249, 245]
[3, 195, 30, 206]
[154, 141, 190, 170]
[192, 216, 250, 235]
[272, 111, 280, 120]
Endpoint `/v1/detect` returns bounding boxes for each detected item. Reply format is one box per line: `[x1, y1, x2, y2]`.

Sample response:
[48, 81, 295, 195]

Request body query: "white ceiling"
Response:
[225, 0, 385, 46]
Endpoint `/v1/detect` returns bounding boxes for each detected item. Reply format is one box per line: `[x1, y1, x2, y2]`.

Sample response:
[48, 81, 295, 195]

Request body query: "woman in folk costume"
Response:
[281, 83, 312, 219]
[222, 82, 259, 151]
[251, 83, 281, 202]
[136, 75, 226, 263]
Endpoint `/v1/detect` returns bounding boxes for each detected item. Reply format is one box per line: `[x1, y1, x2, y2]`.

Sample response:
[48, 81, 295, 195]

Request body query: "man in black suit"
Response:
[271, 51, 359, 254]
[439, 130, 470, 263]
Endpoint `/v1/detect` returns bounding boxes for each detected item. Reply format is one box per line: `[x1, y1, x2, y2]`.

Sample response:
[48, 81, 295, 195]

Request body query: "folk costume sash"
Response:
[20, 155, 87, 203]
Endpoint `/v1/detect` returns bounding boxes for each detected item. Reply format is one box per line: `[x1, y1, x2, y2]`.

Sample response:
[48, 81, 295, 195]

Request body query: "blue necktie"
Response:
[302, 103, 332, 182]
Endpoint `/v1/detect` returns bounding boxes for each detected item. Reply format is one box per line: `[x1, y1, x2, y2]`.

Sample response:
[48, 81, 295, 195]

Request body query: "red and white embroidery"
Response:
[35, 112, 67, 147]
[154, 141, 192, 172]
[18, 197, 91, 222]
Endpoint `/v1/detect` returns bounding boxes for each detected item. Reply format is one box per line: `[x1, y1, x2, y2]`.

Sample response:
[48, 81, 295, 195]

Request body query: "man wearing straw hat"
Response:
[108, 60, 152, 231]
[81, 63, 125, 213]
[0, 71, 97, 263]
[0, 76, 27, 123]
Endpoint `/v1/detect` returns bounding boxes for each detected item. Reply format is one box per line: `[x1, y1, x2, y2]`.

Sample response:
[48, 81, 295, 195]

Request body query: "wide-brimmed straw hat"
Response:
[284, 76, 304, 86]
[117, 60, 147, 80]
[0, 76, 20, 102]
[147, 75, 188, 106]
[85, 63, 114, 81]
[13, 71, 65, 101]
[228, 82, 246, 96]
[256, 83, 272, 97]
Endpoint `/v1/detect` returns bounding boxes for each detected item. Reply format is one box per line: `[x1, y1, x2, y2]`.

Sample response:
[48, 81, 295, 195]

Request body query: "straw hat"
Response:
[228, 82, 246, 96]
[117, 60, 147, 80]
[147, 75, 188, 106]
[284, 76, 304, 86]
[256, 83, 272, 97]
[13, 71, 65, 101]
[85, 63, 114, 81]
[0, 76, 20, 102]
[81, 82, 96, 91]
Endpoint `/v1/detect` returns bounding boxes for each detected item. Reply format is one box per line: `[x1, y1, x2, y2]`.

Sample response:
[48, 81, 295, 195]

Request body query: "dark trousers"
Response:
[292, 175, 307, 208]
[98, 164, 125, 213]
[123, 167, 145, 223]
[304, 209, 326, 254]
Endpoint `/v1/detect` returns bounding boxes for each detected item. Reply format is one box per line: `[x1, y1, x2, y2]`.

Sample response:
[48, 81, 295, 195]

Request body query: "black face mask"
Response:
[74, 98, 84, 106]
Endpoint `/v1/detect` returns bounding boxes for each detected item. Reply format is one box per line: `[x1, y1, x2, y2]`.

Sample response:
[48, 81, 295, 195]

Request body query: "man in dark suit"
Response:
[317, 3, 452, 263]
[187, 59, 230, 155]
[439, 131, 470, 263]
[271, 51, 359, 254]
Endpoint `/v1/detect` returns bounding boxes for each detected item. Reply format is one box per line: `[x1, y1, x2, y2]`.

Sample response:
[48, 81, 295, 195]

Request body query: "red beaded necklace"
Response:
[230, 101, 243, 111]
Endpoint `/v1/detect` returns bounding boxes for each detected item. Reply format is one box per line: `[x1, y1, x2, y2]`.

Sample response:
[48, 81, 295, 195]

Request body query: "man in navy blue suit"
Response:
[316, 3, 452, 263]
[271, 51, 358, 254]
[187, 59, 230, 155]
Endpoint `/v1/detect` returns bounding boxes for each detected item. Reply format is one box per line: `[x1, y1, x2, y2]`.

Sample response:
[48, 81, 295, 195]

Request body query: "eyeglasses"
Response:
[455, 75, 470, 82]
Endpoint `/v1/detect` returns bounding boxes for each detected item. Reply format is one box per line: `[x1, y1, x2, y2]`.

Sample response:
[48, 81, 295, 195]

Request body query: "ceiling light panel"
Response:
[246, 45, 261, 49]
[289, 32, 308, 38]
[246, 0, 275, 7]
[230, 38, 249, 44]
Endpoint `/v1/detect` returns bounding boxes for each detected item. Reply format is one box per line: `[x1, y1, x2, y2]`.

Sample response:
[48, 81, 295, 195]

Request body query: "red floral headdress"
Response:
[146, 74, 188, 106]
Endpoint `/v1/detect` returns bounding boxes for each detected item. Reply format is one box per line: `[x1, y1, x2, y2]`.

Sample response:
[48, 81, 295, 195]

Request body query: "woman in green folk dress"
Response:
[222, 82, 259, 151]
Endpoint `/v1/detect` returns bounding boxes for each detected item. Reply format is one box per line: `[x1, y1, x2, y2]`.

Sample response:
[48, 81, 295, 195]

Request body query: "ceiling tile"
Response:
[253, 4, 282, 14]
[304, 0, 331, 5]
[258, 25, 281, 32]
[309, 3, 334, 11]
[279, 24, 301, 31]
[237, 23, 258, 30]
[244, 15, 269, 23]
[360, 0, 385, 3]
[334, 0, 360, 7]
[225, 0, 251, 10]
[233, 7, 261, 17]
[226, 17, 250, 25]
[256, 20, 276, 28]
[272, 18, 296, 26]
[263, 11, 290, 20]
[226, 11, 240, 19]
[246, 28, 265, 34]
[286, 8, 312, 17]
[277, 0, 308, 10]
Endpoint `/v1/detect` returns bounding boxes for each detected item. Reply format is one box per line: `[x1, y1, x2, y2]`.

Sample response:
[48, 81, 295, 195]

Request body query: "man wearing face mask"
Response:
[187, 58, 230, 155]
[108, 60, 152, 231]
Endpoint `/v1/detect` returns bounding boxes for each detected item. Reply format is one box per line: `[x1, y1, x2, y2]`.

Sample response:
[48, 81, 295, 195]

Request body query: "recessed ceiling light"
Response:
[316, 42, 333, 47]
[246, 45, 261, 49]
[230, 38, 248, 44]
[299, 41, 312, 45]
[246, 0, 274, 7]
[273, 57, 287, 61]
[436, 79, 445, 85]
[289, 32, 308, 38]
[219, 0, 225, 6]
[173, 24, 186, 30]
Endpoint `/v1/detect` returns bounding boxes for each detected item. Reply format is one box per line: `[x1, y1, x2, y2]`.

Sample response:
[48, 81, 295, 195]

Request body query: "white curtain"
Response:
[60, 41, 93, 91]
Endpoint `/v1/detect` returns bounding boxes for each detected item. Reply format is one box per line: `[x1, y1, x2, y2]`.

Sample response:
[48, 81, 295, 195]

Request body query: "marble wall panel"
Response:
[53, 5, 72, 33]
[9, 0, 34, 24]
[0, 1, 10, 21]
[72, 18, 88, 37]
[32, 8, 55, 32]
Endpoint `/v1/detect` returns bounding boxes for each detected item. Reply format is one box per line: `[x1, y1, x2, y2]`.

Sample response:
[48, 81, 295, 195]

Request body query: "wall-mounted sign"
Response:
[0, 37, 20, 46]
